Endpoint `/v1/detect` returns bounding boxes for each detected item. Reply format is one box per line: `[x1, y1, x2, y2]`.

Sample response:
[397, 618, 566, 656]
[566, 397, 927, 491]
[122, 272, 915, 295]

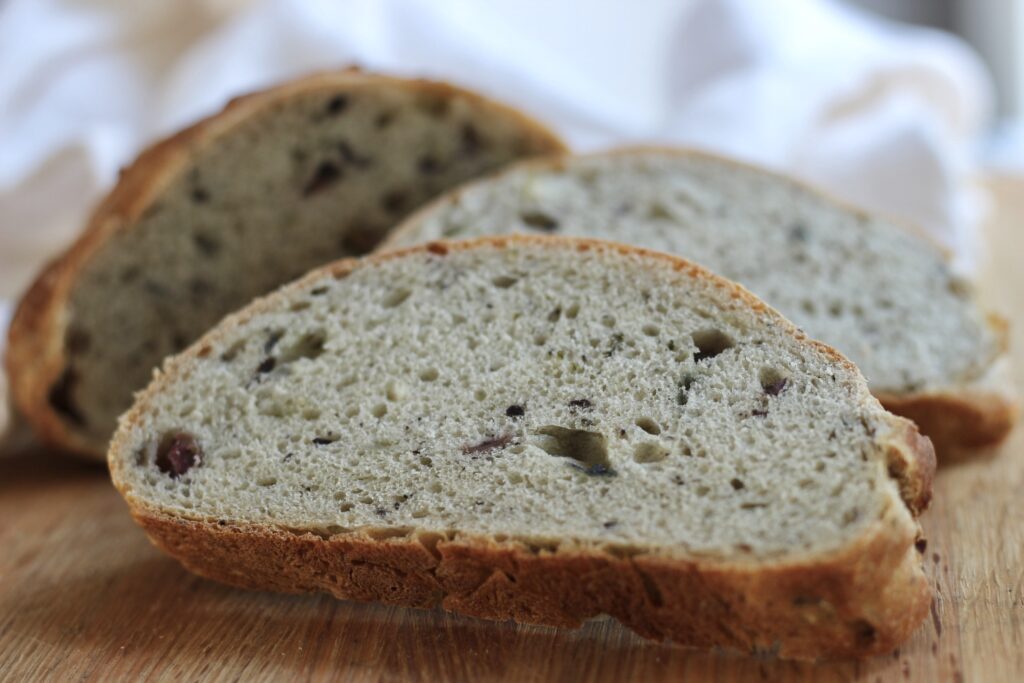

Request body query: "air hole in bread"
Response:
[533, 426, 613, 476]
[382, 189, 409, 214]
[192, 232, 221, 256]
[692, 329, 735, 362]
[419, 367, 439, 382]
[417, 155, 441, 175]
[519, 211, 559, 231]
[263, 330, 285, 354]
[337, 141, 371, 168]
[386, 380, 406, 402]
[642, 324, 660, 337]
[371, 404, 388, 418]
[325, 94, 349, 115]
[492, 275, 518, 288]
[646, 202, 672, 220]
[382, 288, 412, 308]
[789, 223, 808, 242]
[565, 303, 580, 319]
[218, 447, 241, 460]
[303, 161, 343, 196]
[759, 367, 790, 395]
[676, 374, 697, 405]
[257, 395, 285, 418]
[635, 417, 661, 435]
[633, 442, 669, 464]
[279, 330, 327, 364]
[220, 339, 246, 362]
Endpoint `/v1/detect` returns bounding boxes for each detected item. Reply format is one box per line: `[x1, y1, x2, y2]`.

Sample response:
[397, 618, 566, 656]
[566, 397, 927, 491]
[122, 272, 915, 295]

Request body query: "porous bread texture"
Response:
[109, 237, 934, 658]
[383, 150, 1015, 454]
[6, 70, 564, 459]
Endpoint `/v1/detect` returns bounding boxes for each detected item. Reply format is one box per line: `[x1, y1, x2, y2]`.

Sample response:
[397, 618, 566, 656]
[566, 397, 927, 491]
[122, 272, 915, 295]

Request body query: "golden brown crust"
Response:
[879, 420, 936, 515]
[4, 70, 566, 461]
[379, 148, 1017, 460]
[129, 507, 929, 660]
[109, 235, 935, 660]
[875, 313, 1019, 458]
[877, 389, 1018, 461]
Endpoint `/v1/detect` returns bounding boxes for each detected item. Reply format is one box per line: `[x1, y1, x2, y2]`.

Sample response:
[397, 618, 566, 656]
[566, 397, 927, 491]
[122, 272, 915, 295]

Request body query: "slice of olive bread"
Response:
[382, 149, 1016, 458]
[5, 69, 565, 460]
[109, 236, 935, 660]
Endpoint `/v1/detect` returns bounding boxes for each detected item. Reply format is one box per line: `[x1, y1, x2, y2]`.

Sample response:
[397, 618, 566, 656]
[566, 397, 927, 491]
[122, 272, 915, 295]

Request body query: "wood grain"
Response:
[2, 178, 1023, 682]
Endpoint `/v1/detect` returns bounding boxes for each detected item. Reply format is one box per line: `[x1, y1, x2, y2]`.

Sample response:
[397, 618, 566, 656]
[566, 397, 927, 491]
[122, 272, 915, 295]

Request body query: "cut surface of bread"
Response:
[5, 70, 564, 459]
[109, 237, 935, 659]
[383, 149, 1016, 456]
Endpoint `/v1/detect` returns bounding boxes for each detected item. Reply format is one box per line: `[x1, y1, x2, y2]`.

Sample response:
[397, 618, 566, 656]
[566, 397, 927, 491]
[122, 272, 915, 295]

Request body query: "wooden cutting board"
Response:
[2, 178, 1022, 683]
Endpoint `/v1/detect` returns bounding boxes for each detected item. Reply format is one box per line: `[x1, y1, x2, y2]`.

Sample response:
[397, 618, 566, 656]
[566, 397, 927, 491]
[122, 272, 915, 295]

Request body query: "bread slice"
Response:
[108, 236, 934, 660]
[382, 149, 1016, 458]
[5, 69, 565, 460]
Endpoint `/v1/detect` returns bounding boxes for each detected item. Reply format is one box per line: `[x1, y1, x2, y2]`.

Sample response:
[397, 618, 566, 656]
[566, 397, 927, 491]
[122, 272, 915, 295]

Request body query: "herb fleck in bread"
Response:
[109, 236, 935, 660]
[5, 70, 564, 460]
[383, 149, 1016, 457]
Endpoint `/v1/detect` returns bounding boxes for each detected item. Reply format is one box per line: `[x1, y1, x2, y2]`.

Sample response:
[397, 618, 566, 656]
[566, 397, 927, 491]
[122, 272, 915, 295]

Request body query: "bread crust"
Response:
[380, 148, 1017, 459]
[4, 69, 566, 461]
[108, 235, 936, 660]
[128, 505, 928, 660]
[878, 388, 1018, 460]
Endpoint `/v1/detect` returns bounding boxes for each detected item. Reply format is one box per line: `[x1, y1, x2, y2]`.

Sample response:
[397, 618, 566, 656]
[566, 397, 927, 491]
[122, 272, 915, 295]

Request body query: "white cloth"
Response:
[0, 0, 993, 287]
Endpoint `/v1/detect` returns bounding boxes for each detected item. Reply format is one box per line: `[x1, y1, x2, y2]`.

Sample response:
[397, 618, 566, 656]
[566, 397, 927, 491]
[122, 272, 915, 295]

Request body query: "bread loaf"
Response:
[108, 236, 934, 659]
